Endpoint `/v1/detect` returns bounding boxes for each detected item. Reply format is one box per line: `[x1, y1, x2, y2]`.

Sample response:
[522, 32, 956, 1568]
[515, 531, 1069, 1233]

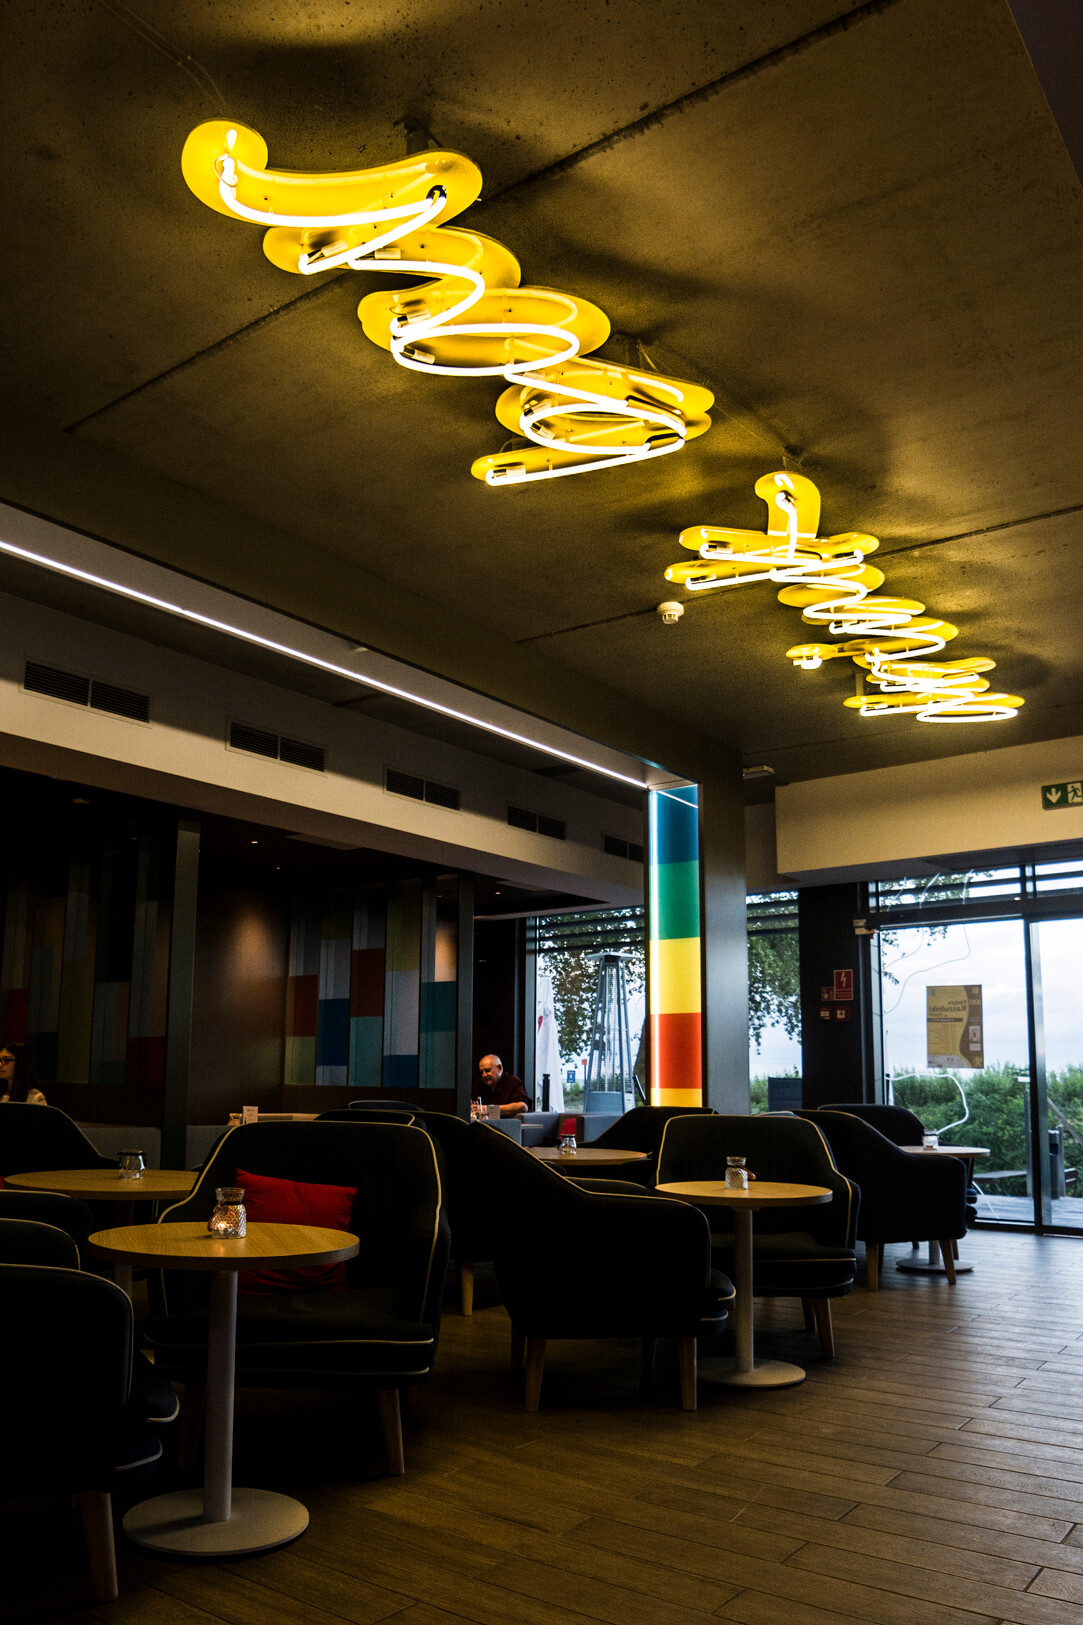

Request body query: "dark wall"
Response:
[798, 882, 883, 1108]
[188, 868, 289, 1122]
[472, 918, 525, 1090]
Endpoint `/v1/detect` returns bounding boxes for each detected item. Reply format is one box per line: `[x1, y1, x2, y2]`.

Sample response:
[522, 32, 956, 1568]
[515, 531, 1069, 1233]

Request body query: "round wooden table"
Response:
[6, 1168, 197, 1293]
[528, 1146, 648, 1167]
[897, 1144, 989, 1277]
[88, 1220, 359, 1557]
[656, 1181, 833, 1389]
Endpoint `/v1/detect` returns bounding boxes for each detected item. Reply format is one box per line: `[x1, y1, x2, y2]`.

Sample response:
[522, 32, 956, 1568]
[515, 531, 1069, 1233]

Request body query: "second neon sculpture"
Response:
[181, 121, 713, 486]
[666, 472, 1022, 722]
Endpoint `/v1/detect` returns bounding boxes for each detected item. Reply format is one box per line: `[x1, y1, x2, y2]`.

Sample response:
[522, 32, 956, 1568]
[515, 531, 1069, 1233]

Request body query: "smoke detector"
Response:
[657, 600, 685, 625]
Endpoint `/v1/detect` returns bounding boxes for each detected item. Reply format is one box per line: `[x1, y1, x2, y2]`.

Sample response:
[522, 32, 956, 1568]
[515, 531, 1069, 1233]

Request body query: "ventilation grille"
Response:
[385, 768, 460, 811]
[508, 806, 566, 840]
[91, 679, 150, 722]
[279, 736, 325, 772]
[24, 661, 149, 723]
[603, 834, 645, 864]
[229, 721, 325, 772]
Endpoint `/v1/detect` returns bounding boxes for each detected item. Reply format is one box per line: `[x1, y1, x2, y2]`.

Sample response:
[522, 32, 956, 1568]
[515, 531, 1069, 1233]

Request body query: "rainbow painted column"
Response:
[647, 785, 703, 1106]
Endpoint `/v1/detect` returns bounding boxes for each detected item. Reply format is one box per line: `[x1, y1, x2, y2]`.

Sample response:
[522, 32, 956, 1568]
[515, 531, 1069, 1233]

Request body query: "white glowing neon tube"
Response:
[668, 470, 1022, 725]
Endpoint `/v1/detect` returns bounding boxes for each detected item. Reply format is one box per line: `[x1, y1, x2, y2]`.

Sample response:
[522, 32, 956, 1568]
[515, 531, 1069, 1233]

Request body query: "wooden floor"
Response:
[7, 1229, 1083, 1625]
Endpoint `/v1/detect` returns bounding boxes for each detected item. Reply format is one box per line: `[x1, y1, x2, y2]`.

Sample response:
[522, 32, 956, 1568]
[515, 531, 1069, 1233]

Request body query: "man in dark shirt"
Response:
[476, 1054, 530, 1117]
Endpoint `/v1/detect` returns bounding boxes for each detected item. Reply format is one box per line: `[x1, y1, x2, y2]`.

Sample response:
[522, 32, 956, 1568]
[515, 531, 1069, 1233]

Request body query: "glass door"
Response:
[880, 918, 1032, 1224]
[1032, 918, 1083, 1232]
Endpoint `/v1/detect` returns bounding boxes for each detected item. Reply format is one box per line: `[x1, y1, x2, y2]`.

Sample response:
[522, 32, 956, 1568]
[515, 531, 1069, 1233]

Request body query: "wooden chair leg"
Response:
[812, 1298, 836, 1359]
[459, 1261, 475, 1317]
[524, 1337, 547, 1412]
[678, 1336, 697, 1411]
[78, 1491, 117, 1602]
[510, 1323, 526, 1371]
[378, 1388, 405, 1476]
[801, 1296, 815, 1332]
[941, 1242, 957, 1286]
[866, 1242, 879, 1292]
[177, 1383, 206, 1474]
[950, 1238, 960, 1259]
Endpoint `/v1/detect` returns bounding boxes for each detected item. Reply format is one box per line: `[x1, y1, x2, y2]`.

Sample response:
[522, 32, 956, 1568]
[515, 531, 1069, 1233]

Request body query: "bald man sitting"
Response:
[476, 1053, 530, 1117]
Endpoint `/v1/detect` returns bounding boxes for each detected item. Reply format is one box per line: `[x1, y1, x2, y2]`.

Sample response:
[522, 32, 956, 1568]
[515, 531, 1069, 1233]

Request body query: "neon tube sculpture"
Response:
[181, 121, 713, 485]
[666, 472, 1022, 723]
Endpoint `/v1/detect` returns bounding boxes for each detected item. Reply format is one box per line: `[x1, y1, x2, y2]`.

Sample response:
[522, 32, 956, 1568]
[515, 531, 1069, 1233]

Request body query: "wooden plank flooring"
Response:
[5, 1229, 1083, 1625]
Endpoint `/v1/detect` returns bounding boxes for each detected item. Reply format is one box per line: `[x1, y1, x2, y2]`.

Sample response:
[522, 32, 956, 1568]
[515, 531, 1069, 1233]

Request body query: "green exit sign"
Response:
[1041, 781, 1083, 810]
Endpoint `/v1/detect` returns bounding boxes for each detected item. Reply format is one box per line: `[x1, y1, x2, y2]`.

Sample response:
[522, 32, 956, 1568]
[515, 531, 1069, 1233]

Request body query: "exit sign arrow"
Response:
[1042, 780, 1083, 810]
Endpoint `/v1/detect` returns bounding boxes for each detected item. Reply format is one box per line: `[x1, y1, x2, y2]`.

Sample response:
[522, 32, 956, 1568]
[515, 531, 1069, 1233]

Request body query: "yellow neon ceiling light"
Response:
[182, 121, 713, 485]
[666, 472, 1022, 723]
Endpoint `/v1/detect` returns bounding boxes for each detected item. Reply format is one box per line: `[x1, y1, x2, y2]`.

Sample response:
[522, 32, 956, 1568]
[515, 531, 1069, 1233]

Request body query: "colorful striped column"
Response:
[647, 785, 703, 1105]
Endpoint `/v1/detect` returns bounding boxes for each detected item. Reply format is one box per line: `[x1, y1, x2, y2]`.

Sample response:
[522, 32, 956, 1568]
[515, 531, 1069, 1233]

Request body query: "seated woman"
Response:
[0, 1041, 47, 1104]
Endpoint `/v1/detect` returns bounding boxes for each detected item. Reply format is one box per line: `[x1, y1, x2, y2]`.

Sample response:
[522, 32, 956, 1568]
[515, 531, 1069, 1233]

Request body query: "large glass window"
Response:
[534, 908, 645, 1112]
[881, 918, 1029, 1219]
[1033, 918, 1083, 1231]
[872, 859, 1083, 1230]
[748, 892, 800, 1113]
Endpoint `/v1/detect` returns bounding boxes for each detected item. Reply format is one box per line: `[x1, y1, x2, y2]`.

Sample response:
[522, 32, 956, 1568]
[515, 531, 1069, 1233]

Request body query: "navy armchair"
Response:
[473, 1124, 733, 1410]
[144, 1120, 448, 1475]
[0, 1222, 172, 1600]
[655, 1113, 858, 1358]
[800, 1109, 967, 1287]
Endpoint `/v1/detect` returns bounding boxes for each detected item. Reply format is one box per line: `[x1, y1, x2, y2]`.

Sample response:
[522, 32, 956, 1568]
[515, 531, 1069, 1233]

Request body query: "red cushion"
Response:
[234, 1168, 357, 1294]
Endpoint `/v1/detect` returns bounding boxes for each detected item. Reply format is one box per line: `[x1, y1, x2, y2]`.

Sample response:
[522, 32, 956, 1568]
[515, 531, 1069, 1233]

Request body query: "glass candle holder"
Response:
[922, 1131, 940, 1150]
[558, 1133, 578, 1156]
[118, 1149, 145, 1181]
[725, 1155, 749, 1190]
[207, 1186, 246, 1237]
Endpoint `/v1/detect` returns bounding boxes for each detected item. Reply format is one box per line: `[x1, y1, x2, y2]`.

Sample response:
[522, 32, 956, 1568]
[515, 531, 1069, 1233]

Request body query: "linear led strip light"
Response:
[0, 511, 649, 790]
[181, 121, 713, 486]
[664, 471, 1023, 724]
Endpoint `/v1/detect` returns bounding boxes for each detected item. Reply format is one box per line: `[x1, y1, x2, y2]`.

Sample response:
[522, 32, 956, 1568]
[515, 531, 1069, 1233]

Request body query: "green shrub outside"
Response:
[892, 1063, 1083, 1190]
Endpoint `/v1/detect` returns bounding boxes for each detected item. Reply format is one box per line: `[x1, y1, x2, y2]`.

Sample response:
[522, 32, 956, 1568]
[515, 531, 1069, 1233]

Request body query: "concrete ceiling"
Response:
[4, 0, 1083, 786]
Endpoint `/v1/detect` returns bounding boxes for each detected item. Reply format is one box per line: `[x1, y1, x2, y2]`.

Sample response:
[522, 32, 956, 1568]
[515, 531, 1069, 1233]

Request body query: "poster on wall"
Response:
[926, 985, 984, 1069]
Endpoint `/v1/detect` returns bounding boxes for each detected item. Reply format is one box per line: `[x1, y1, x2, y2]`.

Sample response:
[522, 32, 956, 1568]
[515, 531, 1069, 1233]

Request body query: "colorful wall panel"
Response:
[284, 877, 462, 1092]
[384, 879, 421, 1090]
[56, 860, 95, 1084]
[284, 891, 320, 1087]
[0, 838, 172, 1087]
[350, 886, 386, 1088]
[127, 838, 170, 1086]
[647, 786, 703, 1106]
[419, 893, 457, 1090]
[315, 895, 352, 1088]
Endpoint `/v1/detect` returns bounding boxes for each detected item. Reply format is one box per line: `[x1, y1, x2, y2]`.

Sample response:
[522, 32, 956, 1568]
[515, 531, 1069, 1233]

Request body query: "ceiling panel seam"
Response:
[471, 0, 904, 201]
[880, 500, 1083, 556]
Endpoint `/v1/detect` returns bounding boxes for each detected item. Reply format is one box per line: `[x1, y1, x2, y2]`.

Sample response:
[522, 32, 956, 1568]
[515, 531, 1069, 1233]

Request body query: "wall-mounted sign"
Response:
[926, 985, 983, 1069]
[1041, 781, 1083, 810]
[833, 968, 854, 1002]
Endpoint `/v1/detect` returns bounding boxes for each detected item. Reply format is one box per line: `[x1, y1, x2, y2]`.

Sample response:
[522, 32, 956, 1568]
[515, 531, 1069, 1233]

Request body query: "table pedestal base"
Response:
[700, 1356, 807, 1390]
[123, 1487, 309, 1555]
[896, 1240, 973, 1277]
